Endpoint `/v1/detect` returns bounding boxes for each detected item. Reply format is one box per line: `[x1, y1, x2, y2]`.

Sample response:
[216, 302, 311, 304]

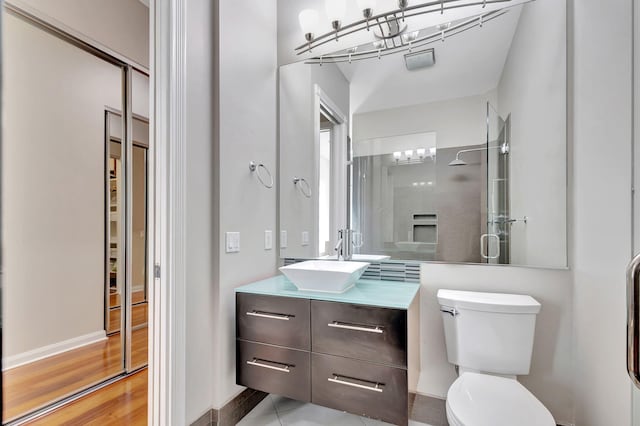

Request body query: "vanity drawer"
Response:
[237, 340, 310, 402]
[237, 293, 310, 350]
[311, 300, 407, 367]
[311, 353, 408, 425]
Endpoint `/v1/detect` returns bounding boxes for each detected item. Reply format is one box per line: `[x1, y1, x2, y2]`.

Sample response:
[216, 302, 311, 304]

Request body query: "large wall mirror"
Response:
[278, 0, 567, 269]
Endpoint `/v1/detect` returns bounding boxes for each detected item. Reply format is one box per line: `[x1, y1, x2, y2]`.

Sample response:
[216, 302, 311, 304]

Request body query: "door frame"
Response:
[313, 85, 348, 255]
[149, 0, 187, 424]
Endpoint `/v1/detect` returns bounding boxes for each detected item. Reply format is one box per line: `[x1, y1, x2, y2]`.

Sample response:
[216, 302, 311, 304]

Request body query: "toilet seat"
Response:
[446, 372, 555, 426]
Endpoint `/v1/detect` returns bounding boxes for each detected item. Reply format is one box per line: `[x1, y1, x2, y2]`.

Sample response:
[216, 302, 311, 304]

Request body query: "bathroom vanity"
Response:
[235, 276, 420, 425]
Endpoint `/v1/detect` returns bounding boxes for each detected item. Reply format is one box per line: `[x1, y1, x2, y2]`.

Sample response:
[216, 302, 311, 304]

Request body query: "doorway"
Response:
[1, 2, 151, 423]
[314, 85, 349, 256]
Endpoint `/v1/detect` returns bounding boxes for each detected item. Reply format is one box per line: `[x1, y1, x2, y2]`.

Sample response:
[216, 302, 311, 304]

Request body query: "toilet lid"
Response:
[447, 373, 555, 426]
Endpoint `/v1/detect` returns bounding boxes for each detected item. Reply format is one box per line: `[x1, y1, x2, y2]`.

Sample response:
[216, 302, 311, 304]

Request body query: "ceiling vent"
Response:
[404, 48, 436, 71]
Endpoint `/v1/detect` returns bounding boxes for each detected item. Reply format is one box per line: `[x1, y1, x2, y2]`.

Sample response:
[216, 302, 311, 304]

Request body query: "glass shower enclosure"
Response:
[484, 103, 512, 264]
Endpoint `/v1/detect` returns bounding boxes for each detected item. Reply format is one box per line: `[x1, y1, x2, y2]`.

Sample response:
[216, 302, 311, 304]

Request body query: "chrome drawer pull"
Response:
[246, 310, 292, 321]
[328, 375, 384, 393]
[246, 358, 291, 373]
[328, 321, 383, 334]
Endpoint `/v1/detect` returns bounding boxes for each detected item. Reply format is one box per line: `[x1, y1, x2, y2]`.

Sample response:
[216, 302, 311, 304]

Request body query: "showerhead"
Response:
[448, 158, 467, 166]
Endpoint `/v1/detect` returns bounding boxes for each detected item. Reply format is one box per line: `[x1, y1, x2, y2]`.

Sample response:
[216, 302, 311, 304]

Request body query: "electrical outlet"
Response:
[302, 231, 310, 246]
[264, 230, 273, 250]
[225, 232, 240, 253]
[281, 230, 288, 248]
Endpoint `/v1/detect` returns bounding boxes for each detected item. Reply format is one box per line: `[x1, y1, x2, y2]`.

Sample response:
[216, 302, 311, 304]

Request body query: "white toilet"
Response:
[437, 289, 555, 426]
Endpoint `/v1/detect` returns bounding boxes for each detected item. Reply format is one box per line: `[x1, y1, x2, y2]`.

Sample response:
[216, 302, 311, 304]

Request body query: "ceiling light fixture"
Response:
[296, 0, 515, 65]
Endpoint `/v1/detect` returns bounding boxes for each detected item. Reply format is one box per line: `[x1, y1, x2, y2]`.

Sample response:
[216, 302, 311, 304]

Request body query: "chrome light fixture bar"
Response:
[295, 0, 515, 58]
[304, 8, 508, 65]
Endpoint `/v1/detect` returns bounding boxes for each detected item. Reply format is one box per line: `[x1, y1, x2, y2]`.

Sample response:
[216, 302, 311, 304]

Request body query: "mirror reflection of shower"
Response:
[485, 102, 512, 264]
[448, 142, 510, 167]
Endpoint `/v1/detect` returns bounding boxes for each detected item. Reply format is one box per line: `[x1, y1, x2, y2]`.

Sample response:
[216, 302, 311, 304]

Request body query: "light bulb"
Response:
[325, 0, 346, 23]
[416, 148, 426, 158]
[402, 31, 420, 43]
[393, 151, 402, 160]
[298, 9, 319, 39]
[405, 149, 413, 159]
[429, 147, 437, 156]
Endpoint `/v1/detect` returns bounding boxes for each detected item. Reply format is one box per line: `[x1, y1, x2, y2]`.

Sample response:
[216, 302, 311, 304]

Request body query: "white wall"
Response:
[183, 0, 279, 423]
[16, 0, 149, 68]
[353, 93, 491, 149]
[497, 0, 567, 268]
[572, 0, 633, 424]
[2, 13, 122, 357]
[215, 0, 279, 411]
[279, 62, 350, 259]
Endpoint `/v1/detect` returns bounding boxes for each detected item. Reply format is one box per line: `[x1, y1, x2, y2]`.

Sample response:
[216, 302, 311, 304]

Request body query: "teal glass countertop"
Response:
[235, 275, 420, 310]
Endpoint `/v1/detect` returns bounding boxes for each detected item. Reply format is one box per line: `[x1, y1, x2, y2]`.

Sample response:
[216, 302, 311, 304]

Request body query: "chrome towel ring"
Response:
[293, 177, 311, 198]
[249, 161, 273, 189]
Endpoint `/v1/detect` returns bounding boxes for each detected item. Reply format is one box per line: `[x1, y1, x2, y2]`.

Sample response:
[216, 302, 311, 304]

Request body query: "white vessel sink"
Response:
[317, 254, 391, 262]
[279, 260, 370, 293]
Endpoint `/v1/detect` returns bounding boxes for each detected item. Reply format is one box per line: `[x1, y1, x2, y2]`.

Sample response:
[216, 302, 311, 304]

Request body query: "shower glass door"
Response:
[484, 102, 511, 264]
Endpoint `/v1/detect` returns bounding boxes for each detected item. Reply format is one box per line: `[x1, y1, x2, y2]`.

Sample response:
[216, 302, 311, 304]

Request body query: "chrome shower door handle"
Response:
[480, 233, 500, 260]
[627, 253, 640, 388]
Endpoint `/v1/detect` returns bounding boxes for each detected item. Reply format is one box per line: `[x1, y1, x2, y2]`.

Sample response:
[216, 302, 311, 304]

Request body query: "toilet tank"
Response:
[437, 289, 542, 376]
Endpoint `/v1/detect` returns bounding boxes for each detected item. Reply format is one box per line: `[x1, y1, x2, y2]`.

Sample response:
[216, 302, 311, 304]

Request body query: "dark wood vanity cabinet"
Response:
[236, 291, 419, 426]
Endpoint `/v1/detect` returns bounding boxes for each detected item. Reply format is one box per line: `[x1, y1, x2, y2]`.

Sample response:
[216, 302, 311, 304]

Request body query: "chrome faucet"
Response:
[334, 229, 353, 261]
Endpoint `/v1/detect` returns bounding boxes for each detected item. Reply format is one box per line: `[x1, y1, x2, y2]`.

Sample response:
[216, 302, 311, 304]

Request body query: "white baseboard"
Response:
[3, 330, 107, 371]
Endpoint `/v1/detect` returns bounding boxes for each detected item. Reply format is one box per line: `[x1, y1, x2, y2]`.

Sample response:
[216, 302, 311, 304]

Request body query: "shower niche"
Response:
[411, 214, 438, 246]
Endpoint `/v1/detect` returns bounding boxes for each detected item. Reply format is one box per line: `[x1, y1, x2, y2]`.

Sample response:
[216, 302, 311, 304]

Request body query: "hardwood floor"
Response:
[3, 327, 148, 423]
[25, 369, 147, 426]
[109, 290, 146, 308]
[108, 302, 149, 334]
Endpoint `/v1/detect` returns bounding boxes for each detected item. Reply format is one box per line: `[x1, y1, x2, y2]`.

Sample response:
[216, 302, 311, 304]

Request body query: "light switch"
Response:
[281, 230, 288, 249]
[302, 231, 310, 246]
[225, 232, 240, 253]
[264, 230, 273, 250]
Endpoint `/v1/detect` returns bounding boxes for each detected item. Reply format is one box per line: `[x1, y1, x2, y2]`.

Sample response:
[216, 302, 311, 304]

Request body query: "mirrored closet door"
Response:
[105, 108, 149, 372]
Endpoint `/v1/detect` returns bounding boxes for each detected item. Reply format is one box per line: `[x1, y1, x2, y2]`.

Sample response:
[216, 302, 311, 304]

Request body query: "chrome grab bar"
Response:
[247, 358, 291, 373]
[328, 321, 384, 334]
[246, 311, 292, 321]
[480, 233, 500, 260]
[628, 253, 640, 388]
[328, 375, 384, 393]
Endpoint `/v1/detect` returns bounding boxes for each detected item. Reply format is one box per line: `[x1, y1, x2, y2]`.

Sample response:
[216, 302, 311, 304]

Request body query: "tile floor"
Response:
[237, 394, 434, 426]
